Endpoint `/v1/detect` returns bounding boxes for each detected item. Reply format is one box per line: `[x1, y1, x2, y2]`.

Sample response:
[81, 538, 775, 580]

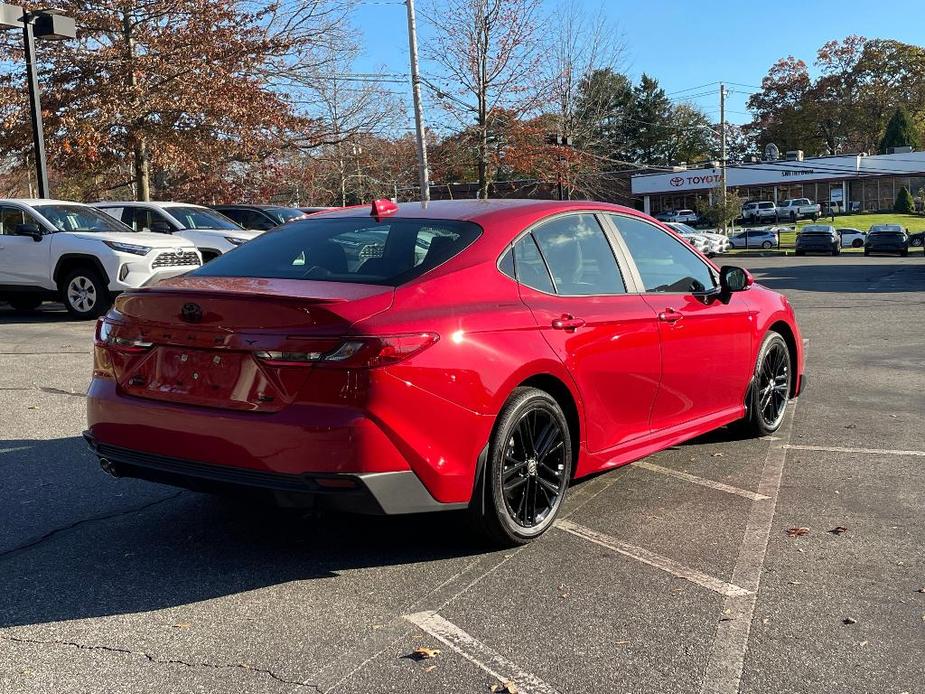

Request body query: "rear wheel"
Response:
[852, 239, 863, 248]
[471, 387, 572, 546]
[60, 268, 110, 319]
[8, 294, 43, 312]
[737, 332, 792, 437]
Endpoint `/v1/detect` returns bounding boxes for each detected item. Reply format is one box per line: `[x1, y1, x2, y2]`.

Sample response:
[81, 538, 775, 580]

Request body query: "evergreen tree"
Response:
[628, 74, 672, 165]
[879, 107, 921, 153]
[894, 185, 915, 213]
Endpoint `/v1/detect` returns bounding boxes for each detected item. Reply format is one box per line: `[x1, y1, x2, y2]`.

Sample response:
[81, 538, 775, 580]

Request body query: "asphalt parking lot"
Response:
[1, 255, 923, 694]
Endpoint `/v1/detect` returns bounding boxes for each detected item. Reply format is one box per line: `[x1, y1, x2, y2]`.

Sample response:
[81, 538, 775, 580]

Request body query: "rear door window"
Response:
[531, 214, 626, 295]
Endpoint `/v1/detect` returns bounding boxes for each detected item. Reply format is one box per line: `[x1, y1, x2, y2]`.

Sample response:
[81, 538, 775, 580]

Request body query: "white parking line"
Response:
[634, 461, 771, 501]
[783, 444, 925, 457]
[554, 519, 751, 598]
[700, 404, 797, 694]
[403, 611, 560, 694]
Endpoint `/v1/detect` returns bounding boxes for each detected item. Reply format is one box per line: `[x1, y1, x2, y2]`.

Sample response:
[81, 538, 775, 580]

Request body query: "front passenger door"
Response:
[607, 214, 754, 431]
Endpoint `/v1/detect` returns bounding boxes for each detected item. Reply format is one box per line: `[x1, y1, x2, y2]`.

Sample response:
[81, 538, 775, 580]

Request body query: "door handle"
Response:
[551, 315, 585, 331]
[657, 309, 683, 323]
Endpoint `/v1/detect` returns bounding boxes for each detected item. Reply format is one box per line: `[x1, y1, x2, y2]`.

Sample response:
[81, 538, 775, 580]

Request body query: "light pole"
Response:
[0, 4, 76, 198]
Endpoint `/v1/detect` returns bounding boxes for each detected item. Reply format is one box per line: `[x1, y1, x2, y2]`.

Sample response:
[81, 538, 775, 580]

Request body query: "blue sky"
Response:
[350, 0, 925, 126]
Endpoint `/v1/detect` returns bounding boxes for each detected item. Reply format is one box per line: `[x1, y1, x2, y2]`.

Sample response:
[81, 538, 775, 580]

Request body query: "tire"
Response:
[852, 239, 863, 248]
[795, 250, 805, 256]
[762, 240, 772, 249]
[832, 247, 840, 256]
[911, 238, 923, 247]
[60, 268, 110, 319]
[8, 294, 43, 313]
[900, 249, 909, 257]
[864, 249, 870, 256]
[470, 387, 572, 546]
[790, 212, 797, 222]
[737, 332, 792, 437]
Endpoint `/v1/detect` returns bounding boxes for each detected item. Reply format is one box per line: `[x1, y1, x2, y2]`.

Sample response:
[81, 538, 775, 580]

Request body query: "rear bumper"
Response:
[83, 432, 466, 515]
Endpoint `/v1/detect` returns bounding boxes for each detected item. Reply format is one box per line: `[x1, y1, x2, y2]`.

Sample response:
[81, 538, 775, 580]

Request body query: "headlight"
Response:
[103, 240, 151, 256]
[224, 236, 249, 246]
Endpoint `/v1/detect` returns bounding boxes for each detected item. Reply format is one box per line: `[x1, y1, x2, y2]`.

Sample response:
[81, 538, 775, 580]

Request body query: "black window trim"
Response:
[495, 209, 640, 297]
[600, 212, 719, 296]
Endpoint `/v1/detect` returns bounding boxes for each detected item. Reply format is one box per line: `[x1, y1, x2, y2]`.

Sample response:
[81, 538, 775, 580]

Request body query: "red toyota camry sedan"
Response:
[85, 199, 805, 545]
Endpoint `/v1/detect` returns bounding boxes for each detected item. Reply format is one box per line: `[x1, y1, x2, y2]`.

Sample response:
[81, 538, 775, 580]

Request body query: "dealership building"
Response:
[630, 149, 925, 215]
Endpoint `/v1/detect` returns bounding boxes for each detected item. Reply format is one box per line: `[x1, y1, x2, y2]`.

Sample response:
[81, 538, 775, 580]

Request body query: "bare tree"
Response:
[544, 1, 626, 198]
[422, 0, 544, 198]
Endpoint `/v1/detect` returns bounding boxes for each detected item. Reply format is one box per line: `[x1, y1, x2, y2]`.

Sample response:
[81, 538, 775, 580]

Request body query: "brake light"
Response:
[95, 319, 153, 353]
[253, 333, 439, 369]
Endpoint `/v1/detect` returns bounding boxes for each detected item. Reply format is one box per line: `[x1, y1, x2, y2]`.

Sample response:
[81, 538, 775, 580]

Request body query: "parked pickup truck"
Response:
[778, 198, 820, 221]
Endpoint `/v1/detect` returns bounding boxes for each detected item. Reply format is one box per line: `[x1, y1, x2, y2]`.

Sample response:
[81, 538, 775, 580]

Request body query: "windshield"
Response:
[802, 225, 833, 233]
[33, 204, 133, 233]
[192, 217, 482, 286]
[669, 223, 697, 235]
[167, 206, 242, 231]
[265, 207, 307, 224]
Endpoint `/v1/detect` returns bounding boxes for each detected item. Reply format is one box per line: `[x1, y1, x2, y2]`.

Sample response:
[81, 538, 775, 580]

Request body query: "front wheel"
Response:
[762, 240, 773, 249]
[60, 268, 111, 319]
[852, 239, 863, 248]
[738, 332, 792, 437]
[471, 387, 572, 546]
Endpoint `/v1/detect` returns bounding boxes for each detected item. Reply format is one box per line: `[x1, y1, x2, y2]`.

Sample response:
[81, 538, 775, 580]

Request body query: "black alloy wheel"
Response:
[755, 335, 791, 432]
[472, 387, 572, 546]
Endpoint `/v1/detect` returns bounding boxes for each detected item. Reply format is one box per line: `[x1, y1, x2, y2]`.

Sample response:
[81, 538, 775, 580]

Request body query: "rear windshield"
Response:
[191, 217, 482, 286]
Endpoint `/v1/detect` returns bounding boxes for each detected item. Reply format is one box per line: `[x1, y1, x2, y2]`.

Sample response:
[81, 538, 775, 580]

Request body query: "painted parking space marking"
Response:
[554, 519, 751, 598]
[700, 404, 796, 694]
[404, 611, 560, 694]
[634, 461, 771, 501]
[783, 444, 925, 457]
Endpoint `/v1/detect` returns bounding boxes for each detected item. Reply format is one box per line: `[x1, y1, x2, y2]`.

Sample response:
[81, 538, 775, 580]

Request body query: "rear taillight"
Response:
[95, 319, 153, 354]
[253, 333, 439, 369]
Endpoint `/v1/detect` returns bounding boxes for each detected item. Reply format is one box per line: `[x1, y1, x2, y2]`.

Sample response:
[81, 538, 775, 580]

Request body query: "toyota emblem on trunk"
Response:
[180, 303, 202, 323]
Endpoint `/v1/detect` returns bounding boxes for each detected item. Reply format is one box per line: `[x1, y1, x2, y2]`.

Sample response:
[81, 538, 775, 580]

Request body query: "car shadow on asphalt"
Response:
[0, 304, 72, 324]
[749, 262, 925, 293]
[0, 436, 489, 629]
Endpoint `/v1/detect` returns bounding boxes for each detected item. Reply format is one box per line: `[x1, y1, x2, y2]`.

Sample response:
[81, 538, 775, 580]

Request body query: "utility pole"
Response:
[720, 83, 728, 234]
[405, 0, 430, 202]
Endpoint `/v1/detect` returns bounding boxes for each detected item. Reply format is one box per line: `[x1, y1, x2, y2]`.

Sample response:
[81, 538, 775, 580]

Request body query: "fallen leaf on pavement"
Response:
[917, 588, 925, 593]
[171, 623, 191, 629]
[711, 452, 724, 458]
[785, 527, 810, 537]
[407, 646, 441, 661]
[828, 527, 848, 535]
[424, 665, 437, 673]
[843, 617, 857, 625]
[490, 681, 518, 693]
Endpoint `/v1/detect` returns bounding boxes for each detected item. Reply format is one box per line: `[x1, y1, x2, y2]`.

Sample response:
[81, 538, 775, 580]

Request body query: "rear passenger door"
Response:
[511, 212, 661, 453]
[606, 213, 754, 430]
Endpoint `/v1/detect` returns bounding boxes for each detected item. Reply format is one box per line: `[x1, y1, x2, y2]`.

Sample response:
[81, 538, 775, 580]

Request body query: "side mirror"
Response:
[14, 223, 43, 241]
[150, 221, 173, 234]
[719, 265, 753, 295]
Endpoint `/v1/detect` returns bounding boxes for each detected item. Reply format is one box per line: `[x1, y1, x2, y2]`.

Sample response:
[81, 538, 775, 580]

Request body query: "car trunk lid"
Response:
[101, 277, 393, 412]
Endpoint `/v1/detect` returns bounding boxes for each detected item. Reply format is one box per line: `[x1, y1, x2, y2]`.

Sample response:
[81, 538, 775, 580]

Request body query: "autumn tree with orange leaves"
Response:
[0, 0, 352, 202]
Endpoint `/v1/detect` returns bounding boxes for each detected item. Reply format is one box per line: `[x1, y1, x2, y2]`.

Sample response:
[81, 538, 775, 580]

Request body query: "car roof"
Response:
[0, 198, 87, 206]
[310, 199, 647, 228]
[211, 204, 293, 210]
[94, 200, 207, 209]
[869, 224, 903, 231]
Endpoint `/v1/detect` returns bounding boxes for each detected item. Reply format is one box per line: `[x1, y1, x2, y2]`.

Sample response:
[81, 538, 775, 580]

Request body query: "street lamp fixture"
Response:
[0, 3, 76, 198]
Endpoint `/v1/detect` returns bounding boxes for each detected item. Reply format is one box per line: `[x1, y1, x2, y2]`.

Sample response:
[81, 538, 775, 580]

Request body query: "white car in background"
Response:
[92, 201, 262, 262]
[665, 208, 699, 224]
[666, 222, 729, 256]
[664, 222, 709, 253]
[0, 199, 200, 318]
[836, 227, 866, 248]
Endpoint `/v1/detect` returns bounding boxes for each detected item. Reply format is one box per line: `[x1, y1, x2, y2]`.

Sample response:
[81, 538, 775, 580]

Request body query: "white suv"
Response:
[0, 199, 201, 319]
[92, 201, 262, 262]
[741, 201, 778, 223]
